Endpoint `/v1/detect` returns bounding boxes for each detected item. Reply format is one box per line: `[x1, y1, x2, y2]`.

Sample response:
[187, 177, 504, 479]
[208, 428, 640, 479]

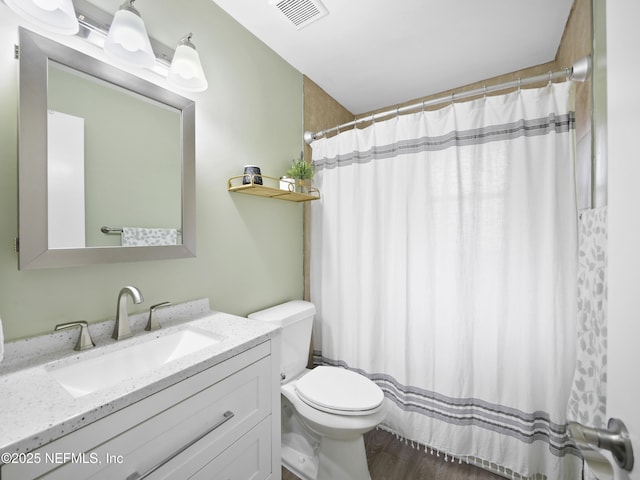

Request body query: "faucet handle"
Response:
[145, 301, 171, 331]
[55, 321, 95, 351]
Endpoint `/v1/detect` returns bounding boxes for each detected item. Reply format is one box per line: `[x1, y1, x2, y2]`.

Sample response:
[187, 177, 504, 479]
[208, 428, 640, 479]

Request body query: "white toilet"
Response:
[249, 300, 386, 480]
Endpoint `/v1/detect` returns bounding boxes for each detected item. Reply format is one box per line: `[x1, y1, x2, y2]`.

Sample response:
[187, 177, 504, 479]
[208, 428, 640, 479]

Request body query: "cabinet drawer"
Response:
[27, 355, 270, 480]
[153, 416, 272, 480]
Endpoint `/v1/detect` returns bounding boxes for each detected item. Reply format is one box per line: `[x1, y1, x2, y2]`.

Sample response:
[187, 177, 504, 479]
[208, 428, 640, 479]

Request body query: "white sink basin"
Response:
[47, 328, 222, 398]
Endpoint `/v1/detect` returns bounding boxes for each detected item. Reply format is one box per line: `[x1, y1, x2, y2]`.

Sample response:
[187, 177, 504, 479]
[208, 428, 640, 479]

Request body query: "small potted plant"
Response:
[286, 156, 314, 193]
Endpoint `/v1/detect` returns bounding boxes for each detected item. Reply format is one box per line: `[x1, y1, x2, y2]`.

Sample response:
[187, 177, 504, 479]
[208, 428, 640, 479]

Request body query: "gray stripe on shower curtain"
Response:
[313, 112, 576, 171]
[315, 352, 582, 459]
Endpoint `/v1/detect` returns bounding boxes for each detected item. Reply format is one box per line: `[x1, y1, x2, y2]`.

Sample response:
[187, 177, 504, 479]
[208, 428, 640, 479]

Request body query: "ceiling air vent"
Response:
[271, 0, 329, 30]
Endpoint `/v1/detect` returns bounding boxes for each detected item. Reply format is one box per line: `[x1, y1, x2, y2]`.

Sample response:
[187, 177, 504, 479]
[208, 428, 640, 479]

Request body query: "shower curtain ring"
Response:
[451, 92, 455, 105]
[483, 85, 487, 99]
[517, 78, 521, 92]
[548, 71, 553, 86]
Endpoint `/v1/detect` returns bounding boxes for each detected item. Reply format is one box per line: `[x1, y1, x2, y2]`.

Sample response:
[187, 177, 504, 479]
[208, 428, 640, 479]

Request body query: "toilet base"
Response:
[317, 435, 370, 480]
[282, 396, 320, 480]
[282, 443, 318, 480]
[282, 434, 371, 480]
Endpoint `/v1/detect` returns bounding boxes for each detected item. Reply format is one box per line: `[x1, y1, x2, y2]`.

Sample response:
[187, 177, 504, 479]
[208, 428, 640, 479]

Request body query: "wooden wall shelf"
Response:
[227, 175, 320, 202]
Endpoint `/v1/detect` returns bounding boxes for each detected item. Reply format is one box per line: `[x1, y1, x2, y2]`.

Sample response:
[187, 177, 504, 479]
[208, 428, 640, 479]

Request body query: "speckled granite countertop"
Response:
[0, 299, 279, 457]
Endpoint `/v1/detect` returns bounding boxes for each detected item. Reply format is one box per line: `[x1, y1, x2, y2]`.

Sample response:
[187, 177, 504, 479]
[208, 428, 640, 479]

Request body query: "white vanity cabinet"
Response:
[1, 340, 281, 480]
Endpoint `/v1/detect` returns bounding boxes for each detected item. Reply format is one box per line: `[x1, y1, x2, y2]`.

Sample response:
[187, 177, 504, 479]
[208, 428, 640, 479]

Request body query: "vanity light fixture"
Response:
[9, 0, 209, 93]
[167, 34, 208, 93]
[3, 0, 79, 35]
[104, 0, 155, 68]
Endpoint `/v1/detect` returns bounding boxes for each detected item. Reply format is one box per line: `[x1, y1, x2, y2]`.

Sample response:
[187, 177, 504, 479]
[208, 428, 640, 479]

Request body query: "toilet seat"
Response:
[294, 366, 384, 416]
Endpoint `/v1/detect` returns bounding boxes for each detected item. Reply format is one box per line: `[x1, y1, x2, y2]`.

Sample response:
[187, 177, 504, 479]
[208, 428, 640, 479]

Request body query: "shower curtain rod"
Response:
[303, 55, 592, 144]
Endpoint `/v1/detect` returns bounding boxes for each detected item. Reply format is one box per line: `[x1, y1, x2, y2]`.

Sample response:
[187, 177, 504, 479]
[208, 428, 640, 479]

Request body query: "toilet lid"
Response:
[295, 366, 384, 414]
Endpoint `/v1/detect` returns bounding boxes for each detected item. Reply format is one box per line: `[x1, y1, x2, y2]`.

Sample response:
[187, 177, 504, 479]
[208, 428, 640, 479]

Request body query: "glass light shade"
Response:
[104, 6, 155, 68]
[168, 41, 208, 93]
[4, 0, 79, 35]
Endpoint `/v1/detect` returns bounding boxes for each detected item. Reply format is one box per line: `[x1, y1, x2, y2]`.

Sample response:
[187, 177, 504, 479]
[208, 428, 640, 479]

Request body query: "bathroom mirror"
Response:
[17, 28, 196, 269]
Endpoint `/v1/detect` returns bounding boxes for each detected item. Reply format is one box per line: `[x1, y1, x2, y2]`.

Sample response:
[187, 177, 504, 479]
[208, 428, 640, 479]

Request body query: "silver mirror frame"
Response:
[17, 28, 196, 269]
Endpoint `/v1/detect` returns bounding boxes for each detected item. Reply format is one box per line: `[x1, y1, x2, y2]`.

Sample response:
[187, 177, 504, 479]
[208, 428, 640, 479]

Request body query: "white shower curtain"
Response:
[310, 82, 582, 478]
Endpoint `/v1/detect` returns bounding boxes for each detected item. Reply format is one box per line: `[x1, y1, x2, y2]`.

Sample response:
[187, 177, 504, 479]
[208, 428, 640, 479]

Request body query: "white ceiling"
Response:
[211, 0, 575, 115]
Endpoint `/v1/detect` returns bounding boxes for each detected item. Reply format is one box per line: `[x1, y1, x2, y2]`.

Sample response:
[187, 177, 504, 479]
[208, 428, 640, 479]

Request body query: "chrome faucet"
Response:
[55, 321, 95, 351]
[145, 301, 171, 331]
[112, 286, 144, 340]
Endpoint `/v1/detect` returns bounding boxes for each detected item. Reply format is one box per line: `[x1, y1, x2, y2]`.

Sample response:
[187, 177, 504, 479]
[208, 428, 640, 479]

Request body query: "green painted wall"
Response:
[0, 0, 304, 341]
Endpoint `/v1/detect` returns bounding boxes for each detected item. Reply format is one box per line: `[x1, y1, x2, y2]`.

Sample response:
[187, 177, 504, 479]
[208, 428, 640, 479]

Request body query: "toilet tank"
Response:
[248, 300, 315, 383]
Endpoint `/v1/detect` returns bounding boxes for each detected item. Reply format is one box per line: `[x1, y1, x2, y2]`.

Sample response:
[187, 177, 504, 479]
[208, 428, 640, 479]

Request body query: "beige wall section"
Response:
[302, 0, 592, 298]
[557, 0, 592, 141]
[0, 0, 304, 341]
[303, 76, 354, 162]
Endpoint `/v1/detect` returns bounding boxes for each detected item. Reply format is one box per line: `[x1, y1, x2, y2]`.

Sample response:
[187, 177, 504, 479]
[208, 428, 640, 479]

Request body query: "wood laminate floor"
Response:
[282, 428, 505, 480]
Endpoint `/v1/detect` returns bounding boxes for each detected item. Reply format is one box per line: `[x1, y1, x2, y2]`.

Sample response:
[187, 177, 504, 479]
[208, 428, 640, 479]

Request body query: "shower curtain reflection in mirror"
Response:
[310, 82, 582, 479]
